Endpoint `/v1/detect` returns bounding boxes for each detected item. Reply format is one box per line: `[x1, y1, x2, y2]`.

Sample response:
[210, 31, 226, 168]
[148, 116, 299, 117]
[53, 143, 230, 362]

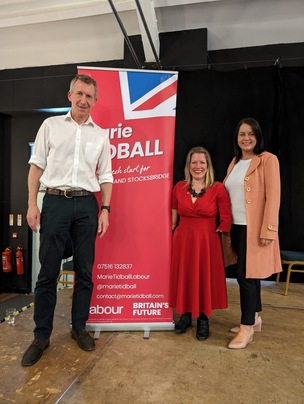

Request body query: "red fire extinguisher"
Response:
[15, 245, 25, 275]
[2, 247, 13, 273]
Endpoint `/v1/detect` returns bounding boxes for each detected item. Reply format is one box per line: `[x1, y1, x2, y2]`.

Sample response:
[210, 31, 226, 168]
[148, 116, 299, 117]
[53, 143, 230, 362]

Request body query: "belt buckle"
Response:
[64, 189, 73, 199]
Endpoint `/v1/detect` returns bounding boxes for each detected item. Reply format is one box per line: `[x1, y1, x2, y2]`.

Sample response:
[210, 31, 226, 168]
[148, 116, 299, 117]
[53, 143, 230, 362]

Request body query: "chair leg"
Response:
[276, 272, 280, 284]
[284, 263, 293, 296]
[69, 273, 75, 298]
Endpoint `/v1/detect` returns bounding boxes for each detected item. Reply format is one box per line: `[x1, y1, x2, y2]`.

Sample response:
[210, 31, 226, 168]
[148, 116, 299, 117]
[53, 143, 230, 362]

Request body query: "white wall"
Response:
[156, 0, 304, 51]
[31, 190, 44, 292]
[0, 11, 140, 70]
[1, 0, 304, 70]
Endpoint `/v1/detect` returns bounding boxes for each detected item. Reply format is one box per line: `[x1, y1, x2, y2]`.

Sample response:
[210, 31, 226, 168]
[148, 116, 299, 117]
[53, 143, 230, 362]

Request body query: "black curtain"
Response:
[1, 62, 303, 291]
[174, 66, 303, 251]
[278, 67, 304, 250]
[0, 114, 11, 290]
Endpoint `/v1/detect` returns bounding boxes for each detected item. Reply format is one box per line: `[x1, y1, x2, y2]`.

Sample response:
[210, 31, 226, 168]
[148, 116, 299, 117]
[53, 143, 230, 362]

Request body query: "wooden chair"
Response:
[57, 258, 74, 297]
[276, 250, 304, 295]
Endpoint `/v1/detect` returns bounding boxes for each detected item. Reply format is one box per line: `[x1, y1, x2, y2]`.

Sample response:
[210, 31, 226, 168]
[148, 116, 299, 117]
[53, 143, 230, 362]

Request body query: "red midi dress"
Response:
[170, 181, 231, 318]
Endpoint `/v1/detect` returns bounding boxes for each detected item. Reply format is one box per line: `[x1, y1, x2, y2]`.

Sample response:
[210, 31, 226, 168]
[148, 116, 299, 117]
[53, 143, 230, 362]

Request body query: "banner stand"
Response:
[78, 67, 178, 334]
[88, 322, 175, 340]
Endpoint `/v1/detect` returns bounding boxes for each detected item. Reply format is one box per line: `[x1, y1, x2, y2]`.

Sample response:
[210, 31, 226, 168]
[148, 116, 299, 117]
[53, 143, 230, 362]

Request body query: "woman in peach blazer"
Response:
[223, 118, 281, 350]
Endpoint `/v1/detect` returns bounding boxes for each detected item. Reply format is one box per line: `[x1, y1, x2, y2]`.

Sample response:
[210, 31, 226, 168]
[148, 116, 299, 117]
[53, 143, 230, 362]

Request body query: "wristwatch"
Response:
[101, 205, 111, 213]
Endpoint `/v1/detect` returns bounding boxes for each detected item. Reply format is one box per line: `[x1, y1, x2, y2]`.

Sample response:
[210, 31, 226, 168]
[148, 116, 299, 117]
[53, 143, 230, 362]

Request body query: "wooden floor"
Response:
[0, 279, 303, 404]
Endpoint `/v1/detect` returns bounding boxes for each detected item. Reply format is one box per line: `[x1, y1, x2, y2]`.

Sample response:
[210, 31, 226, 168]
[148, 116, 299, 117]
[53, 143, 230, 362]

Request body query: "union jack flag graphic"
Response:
[119, 71, 178, 120]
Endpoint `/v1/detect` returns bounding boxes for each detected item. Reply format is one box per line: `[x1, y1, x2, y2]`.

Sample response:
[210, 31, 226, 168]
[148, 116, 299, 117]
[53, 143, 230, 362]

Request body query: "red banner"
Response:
[78, 67, 178, 332]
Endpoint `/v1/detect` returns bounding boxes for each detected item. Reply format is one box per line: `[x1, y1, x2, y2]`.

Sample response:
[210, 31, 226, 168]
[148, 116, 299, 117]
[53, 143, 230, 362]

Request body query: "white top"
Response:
[29, 111, 113, 192]
[225, 159, 252, 225]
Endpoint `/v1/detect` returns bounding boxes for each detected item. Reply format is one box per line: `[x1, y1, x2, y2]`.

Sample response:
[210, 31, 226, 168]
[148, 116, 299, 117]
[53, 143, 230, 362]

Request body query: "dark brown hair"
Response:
[233, 118, 265, 163]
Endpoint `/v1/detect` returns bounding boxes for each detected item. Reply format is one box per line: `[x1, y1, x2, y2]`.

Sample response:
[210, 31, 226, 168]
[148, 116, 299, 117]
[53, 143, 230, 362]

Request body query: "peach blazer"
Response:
[222, 151, 282, 279]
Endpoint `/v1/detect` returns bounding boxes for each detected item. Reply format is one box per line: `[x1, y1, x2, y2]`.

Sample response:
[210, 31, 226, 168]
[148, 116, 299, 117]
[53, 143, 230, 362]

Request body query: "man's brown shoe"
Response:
[71, 329, 95, 351]
[21, 339, 50, 367]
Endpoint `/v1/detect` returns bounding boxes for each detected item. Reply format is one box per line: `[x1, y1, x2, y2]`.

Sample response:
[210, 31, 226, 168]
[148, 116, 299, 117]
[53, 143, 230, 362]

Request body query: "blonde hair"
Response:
[184, 146, 215, 187]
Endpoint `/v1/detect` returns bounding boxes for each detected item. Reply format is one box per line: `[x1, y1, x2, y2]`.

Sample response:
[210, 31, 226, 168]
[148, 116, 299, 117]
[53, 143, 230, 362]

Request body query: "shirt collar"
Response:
[65, 110, 95, 127]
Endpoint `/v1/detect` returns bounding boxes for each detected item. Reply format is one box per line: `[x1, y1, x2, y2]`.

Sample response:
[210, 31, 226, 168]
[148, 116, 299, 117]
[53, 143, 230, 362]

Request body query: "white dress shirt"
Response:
[225, 159, 251, 225]
[29, 111, 113, 192]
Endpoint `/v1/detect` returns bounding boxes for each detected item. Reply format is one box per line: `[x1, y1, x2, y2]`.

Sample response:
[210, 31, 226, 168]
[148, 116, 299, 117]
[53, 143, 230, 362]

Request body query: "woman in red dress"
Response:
[170, 146, 232, 340]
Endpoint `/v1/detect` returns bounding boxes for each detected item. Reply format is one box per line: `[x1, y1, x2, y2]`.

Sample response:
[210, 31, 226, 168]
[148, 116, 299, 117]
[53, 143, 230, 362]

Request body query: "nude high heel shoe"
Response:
[228, 326, 254, 349]
[230, 315, 262, 334]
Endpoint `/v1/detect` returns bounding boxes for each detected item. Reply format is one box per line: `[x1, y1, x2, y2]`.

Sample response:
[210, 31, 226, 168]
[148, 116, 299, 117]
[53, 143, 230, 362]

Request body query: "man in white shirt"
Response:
[22, 74, 113, 367]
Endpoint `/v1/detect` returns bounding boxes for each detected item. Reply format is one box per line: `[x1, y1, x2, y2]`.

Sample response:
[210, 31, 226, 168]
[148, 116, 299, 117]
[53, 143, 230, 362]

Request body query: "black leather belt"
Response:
[46, 188, 92, 198]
